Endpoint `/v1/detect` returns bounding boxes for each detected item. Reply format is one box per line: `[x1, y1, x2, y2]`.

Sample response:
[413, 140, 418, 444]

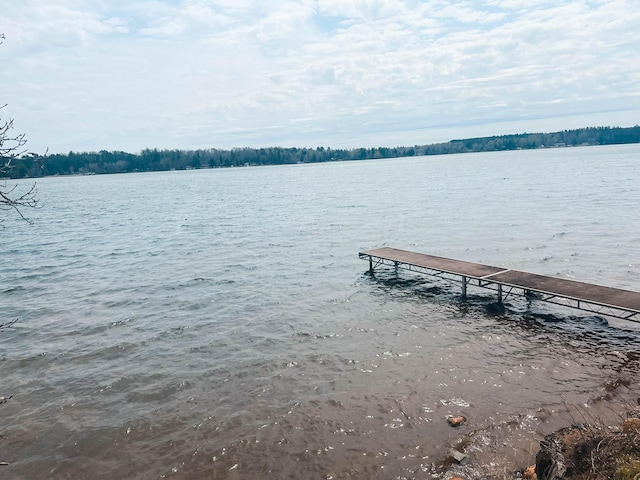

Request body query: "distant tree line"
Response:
[5, 125, 640, 179]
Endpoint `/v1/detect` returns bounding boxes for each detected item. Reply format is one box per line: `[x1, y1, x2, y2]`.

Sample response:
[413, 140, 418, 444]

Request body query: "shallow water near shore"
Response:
[2, 144, 640, 479]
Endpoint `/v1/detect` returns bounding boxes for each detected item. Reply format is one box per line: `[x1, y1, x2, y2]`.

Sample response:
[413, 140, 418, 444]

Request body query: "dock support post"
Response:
[497, 284, 503, 305]
[461, 276, 467, 299]
[394, 261, 398, 276]
[368, 256, 373, 275]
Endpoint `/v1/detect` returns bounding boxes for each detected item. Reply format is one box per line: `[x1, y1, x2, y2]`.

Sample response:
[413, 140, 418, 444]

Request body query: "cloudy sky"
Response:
[1, 0, 639, 154]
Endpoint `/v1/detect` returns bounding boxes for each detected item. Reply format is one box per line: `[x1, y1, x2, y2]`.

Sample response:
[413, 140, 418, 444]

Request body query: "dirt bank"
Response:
[527, 418, 640, 480]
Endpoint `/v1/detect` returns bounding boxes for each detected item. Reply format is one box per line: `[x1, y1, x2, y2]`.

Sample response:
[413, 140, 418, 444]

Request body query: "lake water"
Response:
[2, 144, 640, 479]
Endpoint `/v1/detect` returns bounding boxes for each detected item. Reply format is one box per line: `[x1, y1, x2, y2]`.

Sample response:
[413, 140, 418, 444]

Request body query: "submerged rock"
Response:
[448, 448, 467, 464]
[447, 415, 466, 427]
[524, 465, 537, 479]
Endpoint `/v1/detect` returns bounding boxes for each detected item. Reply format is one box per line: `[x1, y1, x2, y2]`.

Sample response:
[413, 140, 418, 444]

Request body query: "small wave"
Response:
[440, 397, 471, 408]
[1, 285, 25, 294]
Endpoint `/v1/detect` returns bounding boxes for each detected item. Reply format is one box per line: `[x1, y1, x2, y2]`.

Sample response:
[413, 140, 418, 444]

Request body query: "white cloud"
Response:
[0, 0, 639, 153]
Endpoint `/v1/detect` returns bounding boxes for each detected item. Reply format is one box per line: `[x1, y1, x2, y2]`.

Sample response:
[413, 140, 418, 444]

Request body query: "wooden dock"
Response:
[359, 247, 640, 322]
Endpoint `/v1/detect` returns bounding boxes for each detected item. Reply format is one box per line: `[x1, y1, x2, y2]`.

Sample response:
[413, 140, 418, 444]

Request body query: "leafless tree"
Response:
[1, 34, 40, 223]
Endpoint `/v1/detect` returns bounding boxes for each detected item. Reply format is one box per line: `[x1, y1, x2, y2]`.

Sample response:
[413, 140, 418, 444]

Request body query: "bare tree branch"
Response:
[0, 112, 28, 160]
[0, 318, 18, 331]
[0, 36, 41, 222]
[0, 180, 39, 222]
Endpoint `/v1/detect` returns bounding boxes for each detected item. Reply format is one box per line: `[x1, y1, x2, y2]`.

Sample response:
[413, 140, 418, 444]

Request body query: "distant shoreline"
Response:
[8, 125, 640, 179]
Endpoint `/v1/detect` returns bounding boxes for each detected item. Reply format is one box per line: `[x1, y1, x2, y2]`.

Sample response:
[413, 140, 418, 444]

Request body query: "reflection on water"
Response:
[1, 145, 640, 478]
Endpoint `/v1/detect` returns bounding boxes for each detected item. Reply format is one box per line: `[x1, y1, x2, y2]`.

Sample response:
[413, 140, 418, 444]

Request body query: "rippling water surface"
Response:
[2, 145, 640, 479]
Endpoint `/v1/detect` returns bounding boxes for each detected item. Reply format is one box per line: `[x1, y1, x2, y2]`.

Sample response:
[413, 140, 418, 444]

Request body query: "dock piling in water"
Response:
[359, 247, 640, 322]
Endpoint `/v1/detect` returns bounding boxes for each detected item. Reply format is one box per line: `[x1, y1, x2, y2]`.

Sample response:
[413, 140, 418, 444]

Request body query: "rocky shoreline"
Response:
[439, 413, 640, 480]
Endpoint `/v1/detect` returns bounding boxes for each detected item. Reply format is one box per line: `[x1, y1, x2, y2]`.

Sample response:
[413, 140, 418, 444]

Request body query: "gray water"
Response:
[2, 144, 640, 479]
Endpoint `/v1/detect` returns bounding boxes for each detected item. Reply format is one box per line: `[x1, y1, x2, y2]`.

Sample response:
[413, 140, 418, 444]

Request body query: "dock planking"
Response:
[363, 247, 505, 278]
[359, 247, 640, 321]
[489, 270, 640, 312]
